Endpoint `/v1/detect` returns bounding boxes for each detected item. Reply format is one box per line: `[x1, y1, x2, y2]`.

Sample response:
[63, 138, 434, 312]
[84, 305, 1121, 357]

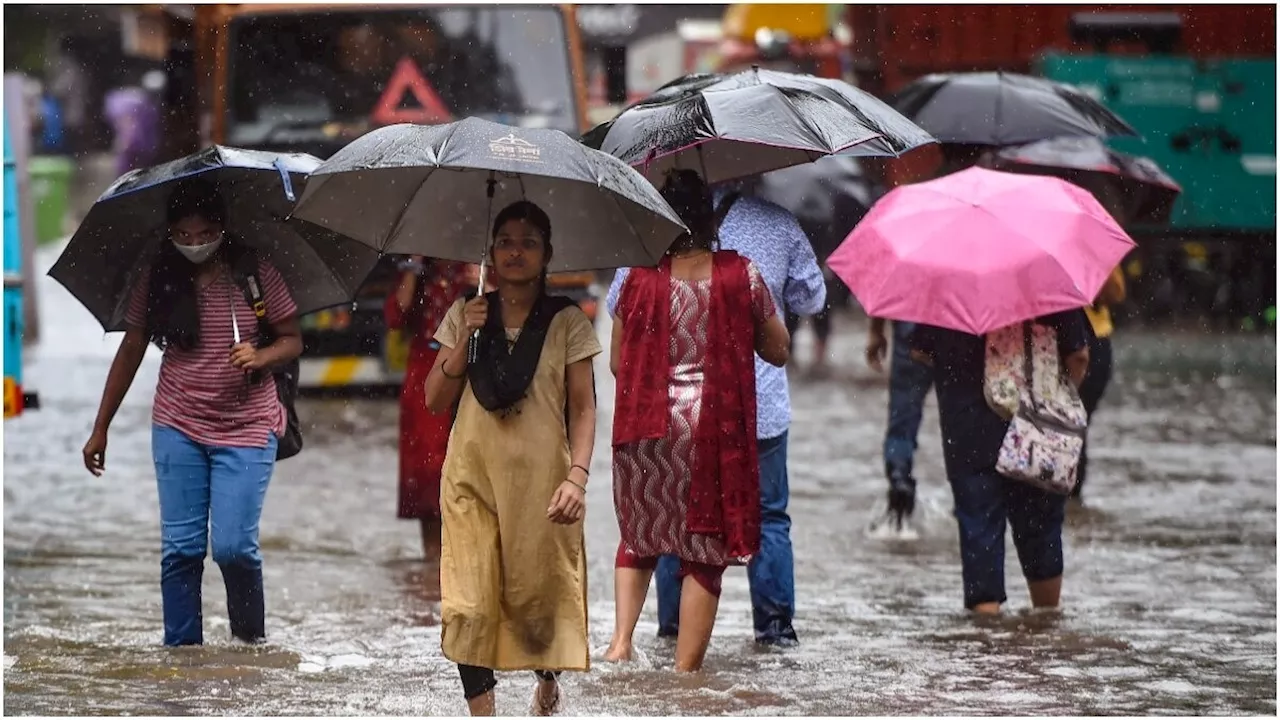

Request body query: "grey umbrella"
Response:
[990, 136, 1182, 225]
[890, 71, 1139, 146]
[291, 118, 688, 274]
[582, 68, 936, 186]
[49, 146, 381, 332]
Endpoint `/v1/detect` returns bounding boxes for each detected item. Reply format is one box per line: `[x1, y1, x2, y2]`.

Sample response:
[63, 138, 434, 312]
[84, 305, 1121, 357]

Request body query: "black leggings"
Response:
[458, 664, 560, 701]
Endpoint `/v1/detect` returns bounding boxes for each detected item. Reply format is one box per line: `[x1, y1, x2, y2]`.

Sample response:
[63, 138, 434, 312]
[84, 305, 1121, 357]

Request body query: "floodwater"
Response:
[5, 240, 1276, 715]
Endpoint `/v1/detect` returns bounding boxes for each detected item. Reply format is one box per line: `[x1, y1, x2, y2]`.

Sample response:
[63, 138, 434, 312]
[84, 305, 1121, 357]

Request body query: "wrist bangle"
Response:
[571, 464, 590, 477]
[566, 479, 587, 493]
[441, 365, 466, 380]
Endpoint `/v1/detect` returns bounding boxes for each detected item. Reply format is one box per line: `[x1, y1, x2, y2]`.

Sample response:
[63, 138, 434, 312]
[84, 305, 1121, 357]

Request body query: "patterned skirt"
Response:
[612, 363, 733, 567]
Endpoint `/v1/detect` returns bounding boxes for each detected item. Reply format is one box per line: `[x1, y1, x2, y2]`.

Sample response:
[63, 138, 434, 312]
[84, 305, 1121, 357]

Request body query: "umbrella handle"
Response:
[468, 258, 486, 364]
[273, 159, 296, 202]
[469, 175, 497, 363]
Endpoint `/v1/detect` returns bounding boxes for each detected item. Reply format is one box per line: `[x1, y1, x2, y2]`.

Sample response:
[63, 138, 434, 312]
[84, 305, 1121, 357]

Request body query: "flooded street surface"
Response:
[5, 240, 1276, 715]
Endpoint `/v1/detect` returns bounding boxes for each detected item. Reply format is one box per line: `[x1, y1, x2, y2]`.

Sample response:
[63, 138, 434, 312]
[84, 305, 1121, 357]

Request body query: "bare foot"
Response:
[971, 601, 1002, 616]
[602, 641, 633, 663]
[531, 678, 560, 716]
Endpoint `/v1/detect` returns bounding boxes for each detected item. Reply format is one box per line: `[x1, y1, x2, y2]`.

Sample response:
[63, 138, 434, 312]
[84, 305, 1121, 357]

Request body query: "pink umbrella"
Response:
[827, 166, 1136, 336]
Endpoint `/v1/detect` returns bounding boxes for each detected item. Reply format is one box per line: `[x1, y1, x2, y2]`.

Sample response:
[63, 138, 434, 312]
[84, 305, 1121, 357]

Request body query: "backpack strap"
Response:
[230, 247, 273, 342]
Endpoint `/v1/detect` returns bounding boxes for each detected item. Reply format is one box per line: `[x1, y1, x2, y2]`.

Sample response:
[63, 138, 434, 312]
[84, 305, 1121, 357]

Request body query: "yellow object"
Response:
[383, 329, 411, 374]
[722, 4, 830, 41]
[1085, 267, 1127, 339]
[433, 299, 601, 671]
[319, 356, 362, 386]
[3, 377, 18, 419]
[1084, 305, 1113, 339]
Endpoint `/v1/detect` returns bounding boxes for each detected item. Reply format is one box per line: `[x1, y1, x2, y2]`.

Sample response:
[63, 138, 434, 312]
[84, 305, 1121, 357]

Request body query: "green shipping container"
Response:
[1037, 52, 1276, 232]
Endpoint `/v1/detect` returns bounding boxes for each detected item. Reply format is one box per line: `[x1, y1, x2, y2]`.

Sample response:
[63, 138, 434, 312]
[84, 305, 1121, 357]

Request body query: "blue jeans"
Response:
[883, 322, 935, 484]
[152, 425, 277, 646]
[948, 465, 1066, 609]
[655, 432, 796, 644]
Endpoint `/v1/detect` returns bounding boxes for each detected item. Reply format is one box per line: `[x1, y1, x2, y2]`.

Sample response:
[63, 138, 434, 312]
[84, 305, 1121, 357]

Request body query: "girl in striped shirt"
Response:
[82, 179, 301, 646]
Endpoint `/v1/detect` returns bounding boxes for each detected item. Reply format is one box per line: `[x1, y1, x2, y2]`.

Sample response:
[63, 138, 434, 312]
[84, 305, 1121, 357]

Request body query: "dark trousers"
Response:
[948, 465, 1067, 609]
[884, 322, 935, 485]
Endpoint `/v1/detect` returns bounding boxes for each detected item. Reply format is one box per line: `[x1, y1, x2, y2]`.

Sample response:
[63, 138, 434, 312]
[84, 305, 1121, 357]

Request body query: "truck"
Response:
[1036, 14, 1275, 329]
[844, 4, 1276, 329]
[154, 3, 601, 390]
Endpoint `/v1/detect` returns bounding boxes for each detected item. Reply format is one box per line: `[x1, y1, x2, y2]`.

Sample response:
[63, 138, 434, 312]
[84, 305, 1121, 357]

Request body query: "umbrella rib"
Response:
[290, 216, 365, 300]
[765, 85, 845, 153]
[584, 148, 653, 266]
[381, 167, 440, 254]
[237, 213, 347, 311]
[356, 125, 449, 255]
[973, 202, 1104, 302]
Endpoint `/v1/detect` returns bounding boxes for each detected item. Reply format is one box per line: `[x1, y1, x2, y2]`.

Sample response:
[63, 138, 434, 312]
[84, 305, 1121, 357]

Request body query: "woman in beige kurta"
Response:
[424, 200, 601, 716]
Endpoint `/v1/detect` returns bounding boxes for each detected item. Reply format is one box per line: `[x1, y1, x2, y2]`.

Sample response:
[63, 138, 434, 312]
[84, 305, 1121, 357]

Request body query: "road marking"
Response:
[320, 357, 362, 386]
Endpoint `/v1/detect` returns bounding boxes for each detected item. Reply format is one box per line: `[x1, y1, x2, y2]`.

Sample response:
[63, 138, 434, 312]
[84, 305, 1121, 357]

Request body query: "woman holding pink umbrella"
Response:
[909, 311, 1090, 614]
[829, 166, 1134, 614]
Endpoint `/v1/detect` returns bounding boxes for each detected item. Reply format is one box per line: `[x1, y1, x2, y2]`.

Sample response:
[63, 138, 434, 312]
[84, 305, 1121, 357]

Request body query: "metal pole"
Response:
[4, 73, 40, 345]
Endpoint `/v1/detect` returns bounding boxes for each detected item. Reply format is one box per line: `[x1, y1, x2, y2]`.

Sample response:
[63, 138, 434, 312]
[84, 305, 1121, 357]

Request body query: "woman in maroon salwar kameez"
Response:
[385, 255, 474, 560]
[605, 171, 792, 672]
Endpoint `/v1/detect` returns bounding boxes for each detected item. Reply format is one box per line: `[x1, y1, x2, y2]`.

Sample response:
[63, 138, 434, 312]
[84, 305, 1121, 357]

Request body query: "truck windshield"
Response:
[225, 6, 578, 149]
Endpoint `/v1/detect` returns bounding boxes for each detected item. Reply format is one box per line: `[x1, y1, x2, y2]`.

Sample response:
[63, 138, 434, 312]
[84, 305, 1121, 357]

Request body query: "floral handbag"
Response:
[994, 322, 1088, 495]
[984, 321, 1066, 420]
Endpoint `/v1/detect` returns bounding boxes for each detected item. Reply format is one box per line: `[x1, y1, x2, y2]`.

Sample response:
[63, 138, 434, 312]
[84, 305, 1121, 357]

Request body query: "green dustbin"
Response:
[29, 156, 73, 245]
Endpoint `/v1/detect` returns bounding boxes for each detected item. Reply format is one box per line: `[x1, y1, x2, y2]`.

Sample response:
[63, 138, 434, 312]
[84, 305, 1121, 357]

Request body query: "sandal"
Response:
[531, 678, 561, 717]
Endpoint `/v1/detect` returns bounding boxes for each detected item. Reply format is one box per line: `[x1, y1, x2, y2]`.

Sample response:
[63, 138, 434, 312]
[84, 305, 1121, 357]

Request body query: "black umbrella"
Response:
[891, 71, 1139, 146]
[582, 67, 936, 185]
[746, 156, 880, 260]
[291, 118, 688, 274]
[991, 136, 1182, 225]
[49, 146, 381, 332]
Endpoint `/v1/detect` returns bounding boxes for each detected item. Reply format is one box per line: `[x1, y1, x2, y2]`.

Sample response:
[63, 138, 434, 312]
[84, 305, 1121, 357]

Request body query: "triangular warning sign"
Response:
[370, 57, 454, 126]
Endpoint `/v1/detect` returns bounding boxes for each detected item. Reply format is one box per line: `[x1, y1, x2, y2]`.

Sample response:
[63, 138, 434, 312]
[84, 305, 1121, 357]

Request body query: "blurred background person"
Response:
[384, 254, 474, 561]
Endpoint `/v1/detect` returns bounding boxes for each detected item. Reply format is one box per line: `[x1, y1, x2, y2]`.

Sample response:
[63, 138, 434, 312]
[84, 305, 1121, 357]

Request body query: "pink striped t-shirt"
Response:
[126, 258, 298, 448]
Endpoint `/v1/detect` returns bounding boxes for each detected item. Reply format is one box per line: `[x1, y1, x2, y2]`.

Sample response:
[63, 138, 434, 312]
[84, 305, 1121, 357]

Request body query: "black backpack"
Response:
[231, 250, 303, 461]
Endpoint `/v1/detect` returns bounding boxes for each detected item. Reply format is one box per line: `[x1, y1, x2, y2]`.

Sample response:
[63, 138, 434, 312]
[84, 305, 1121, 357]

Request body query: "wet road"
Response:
[5, 240, 1276, 715]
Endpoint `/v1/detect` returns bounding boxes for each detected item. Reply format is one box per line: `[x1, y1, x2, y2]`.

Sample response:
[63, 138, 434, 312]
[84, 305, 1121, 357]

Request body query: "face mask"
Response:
[173, 235, 224, 265]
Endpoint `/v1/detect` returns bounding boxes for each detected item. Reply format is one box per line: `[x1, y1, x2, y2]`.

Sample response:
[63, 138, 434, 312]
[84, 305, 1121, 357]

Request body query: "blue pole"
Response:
[4, 116, 26, 417]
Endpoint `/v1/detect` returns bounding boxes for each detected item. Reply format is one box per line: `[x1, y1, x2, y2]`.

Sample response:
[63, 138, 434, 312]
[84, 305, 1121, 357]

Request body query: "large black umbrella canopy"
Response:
[890, 71, 1139, 146]
[582, 67, 936, 185]
[747, 155, 879, 260]
[292, 118, 688, 273]
[991, 136, 1182, 225]
[49, 146, 381, 332]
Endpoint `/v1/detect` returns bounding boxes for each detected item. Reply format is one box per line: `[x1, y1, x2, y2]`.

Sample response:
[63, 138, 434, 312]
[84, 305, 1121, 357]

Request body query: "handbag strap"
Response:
[1021, 320, 1041, 413]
